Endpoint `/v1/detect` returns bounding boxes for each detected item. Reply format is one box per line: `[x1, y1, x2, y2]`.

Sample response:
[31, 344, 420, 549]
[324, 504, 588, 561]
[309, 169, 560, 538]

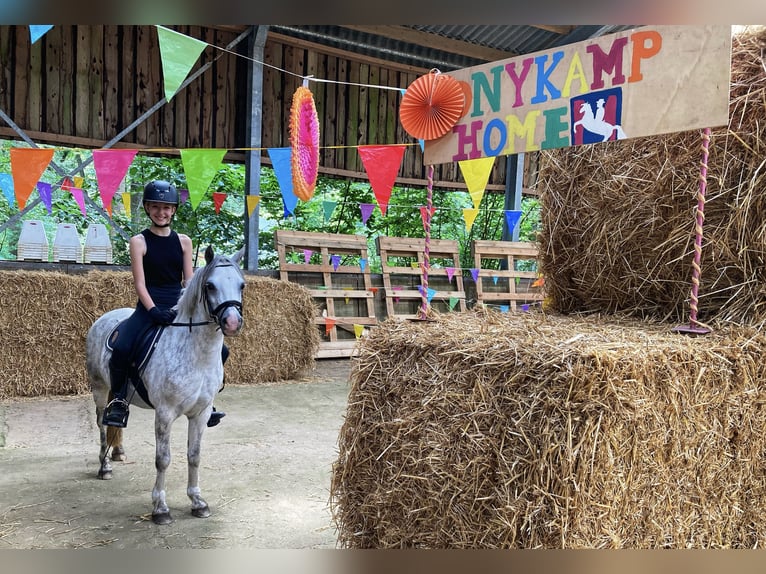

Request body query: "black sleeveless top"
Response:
[140, 229, 184, 309]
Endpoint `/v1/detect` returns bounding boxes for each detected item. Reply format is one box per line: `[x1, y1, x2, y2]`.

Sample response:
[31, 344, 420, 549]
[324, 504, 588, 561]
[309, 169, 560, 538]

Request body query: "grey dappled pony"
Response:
[86, 246, 245, 525]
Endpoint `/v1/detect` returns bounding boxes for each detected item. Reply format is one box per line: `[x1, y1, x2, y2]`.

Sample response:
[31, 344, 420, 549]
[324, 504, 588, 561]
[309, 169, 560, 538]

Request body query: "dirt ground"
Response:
[0, 358, 353, 549]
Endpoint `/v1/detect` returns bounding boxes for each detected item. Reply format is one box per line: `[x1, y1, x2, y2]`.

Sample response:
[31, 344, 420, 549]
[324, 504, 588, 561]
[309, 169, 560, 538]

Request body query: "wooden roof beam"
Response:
[339, 25, 517, 62]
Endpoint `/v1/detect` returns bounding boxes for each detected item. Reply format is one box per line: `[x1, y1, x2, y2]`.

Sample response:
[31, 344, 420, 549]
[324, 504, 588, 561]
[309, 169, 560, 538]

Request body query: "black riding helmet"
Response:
[142, 180, 179, 206]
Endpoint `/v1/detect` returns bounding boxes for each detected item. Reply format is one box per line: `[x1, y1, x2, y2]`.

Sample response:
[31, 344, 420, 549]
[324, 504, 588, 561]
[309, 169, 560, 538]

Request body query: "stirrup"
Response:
[103, 398, 130, 428]
[207, 408, 225, 428]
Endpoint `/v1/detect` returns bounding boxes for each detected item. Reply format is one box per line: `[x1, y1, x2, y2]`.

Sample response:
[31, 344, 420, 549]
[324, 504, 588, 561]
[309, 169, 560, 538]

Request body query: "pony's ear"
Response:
[231, 247, 245, 266]
[204, 245, 215, 265]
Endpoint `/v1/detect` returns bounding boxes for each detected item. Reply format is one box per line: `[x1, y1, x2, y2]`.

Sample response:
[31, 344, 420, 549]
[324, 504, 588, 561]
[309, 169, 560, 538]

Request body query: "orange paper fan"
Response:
[399, 70, 466, 141]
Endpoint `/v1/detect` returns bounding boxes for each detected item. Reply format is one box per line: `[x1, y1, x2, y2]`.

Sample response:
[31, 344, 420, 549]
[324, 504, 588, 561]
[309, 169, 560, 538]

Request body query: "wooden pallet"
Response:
[471, 240, 544, 311]
[376, 236, 466, 319]
[275, 230, 377, 358]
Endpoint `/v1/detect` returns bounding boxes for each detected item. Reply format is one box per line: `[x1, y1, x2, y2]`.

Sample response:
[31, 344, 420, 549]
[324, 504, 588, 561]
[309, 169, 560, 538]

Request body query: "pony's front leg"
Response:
[151, 414, 174, 525]
[187, 412, 211, 518]
[96, 410, 113, 480]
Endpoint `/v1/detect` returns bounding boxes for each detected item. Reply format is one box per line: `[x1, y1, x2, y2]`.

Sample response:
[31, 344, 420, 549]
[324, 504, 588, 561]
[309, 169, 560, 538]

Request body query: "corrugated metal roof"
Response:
[271, 24, 639, 71]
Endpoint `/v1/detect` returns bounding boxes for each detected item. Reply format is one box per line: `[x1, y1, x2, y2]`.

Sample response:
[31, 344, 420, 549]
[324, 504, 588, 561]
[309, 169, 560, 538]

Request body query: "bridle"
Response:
[169, 260, 243, 332]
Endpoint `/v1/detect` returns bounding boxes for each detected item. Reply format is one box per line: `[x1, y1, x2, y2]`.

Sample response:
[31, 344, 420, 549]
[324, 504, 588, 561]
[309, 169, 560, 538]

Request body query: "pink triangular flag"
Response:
[358, 145, 405, 217]
[446, 267, 456, 283]
[10, 148, 54, 210]
[69, 186, 87, 217]
[360, 203, 375, 224]
[92, 149, 138, 216]
[303, 249, 313, 264]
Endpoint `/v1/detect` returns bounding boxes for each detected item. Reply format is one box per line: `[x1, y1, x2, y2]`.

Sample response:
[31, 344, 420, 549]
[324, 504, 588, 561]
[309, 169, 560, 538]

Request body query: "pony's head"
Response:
[180, 246, 246, 336]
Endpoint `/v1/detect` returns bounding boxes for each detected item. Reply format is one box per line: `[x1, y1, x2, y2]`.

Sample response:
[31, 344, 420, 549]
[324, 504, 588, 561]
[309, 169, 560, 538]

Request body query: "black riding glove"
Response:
[149, 307, 177, 325]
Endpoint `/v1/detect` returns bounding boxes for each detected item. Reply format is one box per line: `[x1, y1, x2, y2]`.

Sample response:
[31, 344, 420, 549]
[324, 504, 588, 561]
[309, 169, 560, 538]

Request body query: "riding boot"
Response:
[103, 363, 130, 428]
[207, 370, 226, 428]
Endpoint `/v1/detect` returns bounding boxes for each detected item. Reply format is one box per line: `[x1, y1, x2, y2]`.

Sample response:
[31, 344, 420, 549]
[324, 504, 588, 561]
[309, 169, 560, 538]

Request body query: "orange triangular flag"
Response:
[213, 192, 227, 214]
[325, 317, 336, 336]
[10, 148, 54, 210]
[358, 145, 405, 216]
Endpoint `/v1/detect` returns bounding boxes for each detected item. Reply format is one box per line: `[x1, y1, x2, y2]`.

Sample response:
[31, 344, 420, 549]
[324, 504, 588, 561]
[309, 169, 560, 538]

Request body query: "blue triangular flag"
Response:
[505, 210, 522, 234]
[268, 147, 298, 217]
[500, 305, 510, 313]
[0, 173, 15, 205]
[30, 25, 53, 44]
[359, 258, 367, 273]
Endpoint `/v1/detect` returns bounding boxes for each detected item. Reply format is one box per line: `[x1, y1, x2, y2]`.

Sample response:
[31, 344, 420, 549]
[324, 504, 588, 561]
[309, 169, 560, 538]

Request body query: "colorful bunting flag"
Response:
[268, 147, 298, 217]
[470, 268, 480, 282]
[0, 173, 15, 206]
[360, 203, 375, 224]
[303, 249, 313, 264]
[156, 25, 208, 101]
[500, 305, 510, 313]
[29, 25, 53, 44]
[92, 149, 138, 216]
[37, 182, 52, 214]
[505, 210, 523, 234]
[323, 200, 337, 221]
[449, 296, 459, 310]
[462, 207, 479, 231]
[357, 145, 406, 216]
[121, 192, 131, 215]
[179, 189, 190, 204]
[331, 254, 341, 271]
[418, 285, 437, 303]
[73, 176, 84, 188]
[446, 267, 455, 283]
[324, 317, 336, 336]
[10, 147, 54, 210]
[353, 324, 365, 339]
[419, 205, 437, 230]
[179, 148, 227, 210]
[359, 258, 367, 272]
[246, 195, 261, 217]
[459, 156, 495, 209]
[212, 192, 227, 214]
[69, 187, 87, 217]
[493, 275, 499, 285]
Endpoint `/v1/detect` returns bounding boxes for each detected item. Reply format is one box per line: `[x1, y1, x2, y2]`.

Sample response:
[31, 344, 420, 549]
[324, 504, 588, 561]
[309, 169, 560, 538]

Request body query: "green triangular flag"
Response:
[323, 200, 337, 221]
[180, 149, 227, 210]
[156, 25, 207, 101]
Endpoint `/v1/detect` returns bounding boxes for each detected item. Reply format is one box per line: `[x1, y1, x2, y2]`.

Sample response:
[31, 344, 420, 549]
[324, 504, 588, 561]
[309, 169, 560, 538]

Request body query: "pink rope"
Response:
[688, 127, 711, 328]
[420, 164, 434, 319]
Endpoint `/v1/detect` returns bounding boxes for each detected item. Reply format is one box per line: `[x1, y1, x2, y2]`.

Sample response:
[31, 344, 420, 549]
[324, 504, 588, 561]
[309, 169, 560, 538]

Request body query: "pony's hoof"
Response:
[191, 505, 211, 518]
[97, 469, 113, 480]
[111, 446, 126, 462]
[152, 512, 174, 525]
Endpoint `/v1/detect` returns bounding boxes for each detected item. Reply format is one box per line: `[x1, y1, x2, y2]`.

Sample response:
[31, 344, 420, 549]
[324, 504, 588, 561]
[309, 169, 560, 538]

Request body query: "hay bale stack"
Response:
[331, 309, 766, 548]
[538, 27, 766, 327]
[0, 269, 318, 399]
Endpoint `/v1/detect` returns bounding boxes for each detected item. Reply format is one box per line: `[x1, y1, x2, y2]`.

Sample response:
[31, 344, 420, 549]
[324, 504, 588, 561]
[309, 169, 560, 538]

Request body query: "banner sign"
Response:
[424, 25, 732, 165]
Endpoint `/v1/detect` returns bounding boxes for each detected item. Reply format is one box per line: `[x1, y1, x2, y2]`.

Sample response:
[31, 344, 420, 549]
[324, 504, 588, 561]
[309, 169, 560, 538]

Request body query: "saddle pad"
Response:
[105, 321, 165, 408]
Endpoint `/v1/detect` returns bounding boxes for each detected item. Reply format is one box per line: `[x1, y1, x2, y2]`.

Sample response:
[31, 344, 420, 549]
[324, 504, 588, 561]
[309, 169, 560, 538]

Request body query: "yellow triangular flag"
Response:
[121, 192, 131, 214]
[156, 25, 208, 101]
[463, 207, 479, 232]
[354, 324, 365, 339]
[458, 157, 495, 209]
[246, 195, 261, 217]
[73, 176, 84, 188]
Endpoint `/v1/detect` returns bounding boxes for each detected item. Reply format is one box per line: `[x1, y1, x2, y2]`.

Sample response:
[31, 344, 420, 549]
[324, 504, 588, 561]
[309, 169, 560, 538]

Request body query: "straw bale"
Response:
[331, 308, 766, 548]
[538, 27, 766, 328]
[0, 269, 318, 399]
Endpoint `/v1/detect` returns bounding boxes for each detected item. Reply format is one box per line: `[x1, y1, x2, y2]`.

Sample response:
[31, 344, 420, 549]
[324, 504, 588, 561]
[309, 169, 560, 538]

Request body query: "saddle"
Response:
[105, 321, 167, 408]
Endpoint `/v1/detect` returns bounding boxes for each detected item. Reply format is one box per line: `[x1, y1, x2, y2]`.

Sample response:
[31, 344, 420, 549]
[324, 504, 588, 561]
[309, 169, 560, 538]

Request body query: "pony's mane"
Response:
[176, 253, 242, 317]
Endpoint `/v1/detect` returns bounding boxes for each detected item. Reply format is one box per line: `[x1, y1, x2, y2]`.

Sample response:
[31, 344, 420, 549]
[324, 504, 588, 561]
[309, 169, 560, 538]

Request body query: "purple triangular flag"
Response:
[360, 203, 375, 224]
[179, 189, 190, 204]
[303, 249, 312, 264]
[470, 268, 480, 282]
[37, 181, 52, 214]
[446, 267, 455, 283]
[331, 254, 341, 271]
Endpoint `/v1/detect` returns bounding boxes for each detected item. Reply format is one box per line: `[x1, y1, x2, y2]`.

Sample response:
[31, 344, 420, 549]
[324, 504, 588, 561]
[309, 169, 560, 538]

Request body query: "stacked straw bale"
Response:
[538, 27, 766, 328]
[0, 269, 318, 399]
[331, 309, 766, 548]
